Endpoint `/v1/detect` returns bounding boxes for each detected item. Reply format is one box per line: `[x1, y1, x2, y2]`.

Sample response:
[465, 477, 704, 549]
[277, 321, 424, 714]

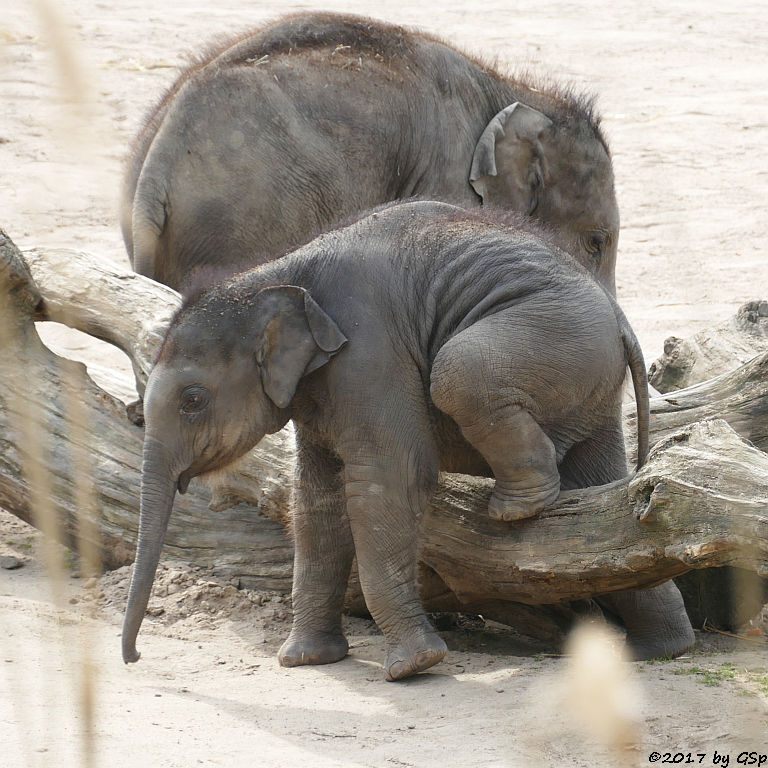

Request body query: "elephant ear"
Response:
[469, 102, 553, 214]
[256, 285, 347, 409]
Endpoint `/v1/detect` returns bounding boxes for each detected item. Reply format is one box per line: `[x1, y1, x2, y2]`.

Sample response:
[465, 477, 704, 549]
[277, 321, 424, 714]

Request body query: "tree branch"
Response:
[647, 300, 768, 393]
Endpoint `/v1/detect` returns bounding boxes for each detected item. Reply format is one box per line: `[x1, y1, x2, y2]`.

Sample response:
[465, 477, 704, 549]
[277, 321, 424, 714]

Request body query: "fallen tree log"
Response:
[1, 232, 295, 584]
[1, 232, 766, 635]
[623, 349, 768, 462]
[628, 342, 768, 628]
[647, 300, 768, 393]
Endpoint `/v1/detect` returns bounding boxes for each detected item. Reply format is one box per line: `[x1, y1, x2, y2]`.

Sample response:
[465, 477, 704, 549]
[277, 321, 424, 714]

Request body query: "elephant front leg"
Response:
[278, 439, 354, 668]
[344, 455, 446, 681]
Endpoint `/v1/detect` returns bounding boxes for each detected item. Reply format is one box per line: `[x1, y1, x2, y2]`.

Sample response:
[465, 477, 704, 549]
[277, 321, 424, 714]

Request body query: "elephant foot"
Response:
[278, 628, 349, 667]
[627, 629, 695, 662]
[597, 581, 696, 661]
[625, 609, 696, 660]
[488, 477, 560, 521]
[384, 628, 447, 681]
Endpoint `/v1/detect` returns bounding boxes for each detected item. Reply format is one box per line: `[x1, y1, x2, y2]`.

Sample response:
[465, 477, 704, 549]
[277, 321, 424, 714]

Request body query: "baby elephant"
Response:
[123, 201, 657, 680]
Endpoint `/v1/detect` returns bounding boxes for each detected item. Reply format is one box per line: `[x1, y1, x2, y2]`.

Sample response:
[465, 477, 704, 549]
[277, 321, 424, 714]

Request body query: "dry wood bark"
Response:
[1, 233, 295, 585]
[624, 350, 768, 628]
[624, 350, 768, 462]
[647, 300, 768, 393]
[1, 233, 766, 634]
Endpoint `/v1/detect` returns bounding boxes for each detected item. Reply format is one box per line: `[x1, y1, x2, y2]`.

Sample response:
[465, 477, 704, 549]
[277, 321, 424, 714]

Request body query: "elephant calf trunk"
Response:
[122, 438, 178, 664]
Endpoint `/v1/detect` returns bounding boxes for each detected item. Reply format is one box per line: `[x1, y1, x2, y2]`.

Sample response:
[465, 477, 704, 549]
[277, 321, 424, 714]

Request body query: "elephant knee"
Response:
[430, 346, 482, 420]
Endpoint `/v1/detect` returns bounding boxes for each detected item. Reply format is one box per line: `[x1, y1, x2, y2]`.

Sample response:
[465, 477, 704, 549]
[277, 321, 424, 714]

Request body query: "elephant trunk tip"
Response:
[122, 640, 142, 664]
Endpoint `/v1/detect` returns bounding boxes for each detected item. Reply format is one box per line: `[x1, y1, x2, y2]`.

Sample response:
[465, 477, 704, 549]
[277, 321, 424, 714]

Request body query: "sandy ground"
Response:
[1, 0, 767, 766]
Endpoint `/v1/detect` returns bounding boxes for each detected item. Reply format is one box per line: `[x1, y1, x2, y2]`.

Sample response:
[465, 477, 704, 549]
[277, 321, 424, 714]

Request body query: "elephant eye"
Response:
[180, 387, 209, 415]
[585, 231, 607, 259]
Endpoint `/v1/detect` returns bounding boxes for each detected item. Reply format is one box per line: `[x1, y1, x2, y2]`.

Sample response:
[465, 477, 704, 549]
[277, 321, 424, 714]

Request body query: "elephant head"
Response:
[470, 102, 619, 294]
[122, 284, 347, 663]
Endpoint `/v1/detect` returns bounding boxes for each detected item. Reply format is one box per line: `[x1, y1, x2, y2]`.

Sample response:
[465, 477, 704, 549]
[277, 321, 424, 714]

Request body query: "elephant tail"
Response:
[614, 304, 650, 470]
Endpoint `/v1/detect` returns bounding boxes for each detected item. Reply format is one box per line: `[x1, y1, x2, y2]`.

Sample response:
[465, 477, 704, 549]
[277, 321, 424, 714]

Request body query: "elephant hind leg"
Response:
[430, 330, 560, 521]
[598, 581, 696, 660]
[559, 420, 695, 659]
[463, 403, 560, 521]
[557, 420, 628, 490]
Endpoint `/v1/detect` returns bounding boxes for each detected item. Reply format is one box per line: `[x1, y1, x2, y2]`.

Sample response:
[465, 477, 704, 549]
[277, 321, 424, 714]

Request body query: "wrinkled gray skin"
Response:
[122, 202, 694, 680]
[121, 12, 619, 295]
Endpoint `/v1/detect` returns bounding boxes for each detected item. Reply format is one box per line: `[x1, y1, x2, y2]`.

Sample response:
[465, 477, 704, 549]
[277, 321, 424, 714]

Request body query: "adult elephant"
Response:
[121, 11, 620, 294]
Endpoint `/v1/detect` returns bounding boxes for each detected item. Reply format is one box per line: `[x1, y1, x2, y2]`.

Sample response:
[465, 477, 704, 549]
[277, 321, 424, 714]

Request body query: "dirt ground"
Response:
[1, 0, 766, 766]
